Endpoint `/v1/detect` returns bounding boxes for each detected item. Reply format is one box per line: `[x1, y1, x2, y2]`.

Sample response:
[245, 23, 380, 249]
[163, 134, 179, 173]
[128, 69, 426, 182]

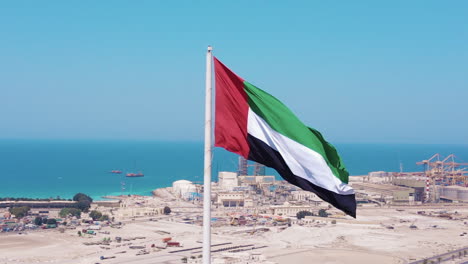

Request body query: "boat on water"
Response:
[126, 172, 144, 177]
[126, 160, 144, 177]
[110, 170, 122, 174]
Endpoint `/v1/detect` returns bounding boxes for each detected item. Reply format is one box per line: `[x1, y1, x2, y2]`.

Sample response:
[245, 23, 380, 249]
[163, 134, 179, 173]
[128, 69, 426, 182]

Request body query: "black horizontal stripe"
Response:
[247, 134, 356, 218]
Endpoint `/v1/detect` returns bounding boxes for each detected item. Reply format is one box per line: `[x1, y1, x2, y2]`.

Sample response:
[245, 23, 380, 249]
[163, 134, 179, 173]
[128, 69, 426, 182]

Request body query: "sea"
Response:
[1, 139, 468, 200]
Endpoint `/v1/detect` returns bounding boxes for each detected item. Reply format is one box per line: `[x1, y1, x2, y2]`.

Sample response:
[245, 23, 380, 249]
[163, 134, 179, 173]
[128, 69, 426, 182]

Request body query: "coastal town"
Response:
[2, 1, 467, 263]
[1, 155, 468, 264]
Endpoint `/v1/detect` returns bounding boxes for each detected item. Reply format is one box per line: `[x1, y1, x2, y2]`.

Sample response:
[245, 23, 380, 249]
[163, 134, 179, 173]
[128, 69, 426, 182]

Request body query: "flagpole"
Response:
[202, 45, 213, 264]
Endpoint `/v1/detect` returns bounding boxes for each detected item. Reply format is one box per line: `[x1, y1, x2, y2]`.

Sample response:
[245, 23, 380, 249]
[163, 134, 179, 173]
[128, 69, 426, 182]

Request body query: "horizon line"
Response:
[0, 138, 467, 146]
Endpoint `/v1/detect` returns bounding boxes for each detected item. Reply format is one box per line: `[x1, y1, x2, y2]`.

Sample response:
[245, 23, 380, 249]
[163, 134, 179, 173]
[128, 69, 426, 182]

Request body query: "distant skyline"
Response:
[1, 1, 467, 144]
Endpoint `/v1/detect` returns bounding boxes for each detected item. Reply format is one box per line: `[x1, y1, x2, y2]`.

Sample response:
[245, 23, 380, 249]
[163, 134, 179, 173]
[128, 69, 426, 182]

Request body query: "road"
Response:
[409, 247, 468, 264]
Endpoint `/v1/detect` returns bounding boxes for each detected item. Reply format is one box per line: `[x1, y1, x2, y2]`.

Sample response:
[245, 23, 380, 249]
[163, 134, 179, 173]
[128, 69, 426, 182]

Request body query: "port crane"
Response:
[417, 154, 468, 185]
[416, 154, 468, 202]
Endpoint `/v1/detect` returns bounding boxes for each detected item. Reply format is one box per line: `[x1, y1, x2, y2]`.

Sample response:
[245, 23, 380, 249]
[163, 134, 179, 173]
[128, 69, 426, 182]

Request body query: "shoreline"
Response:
[0, 190, 156, 202]
[1, 175, 379, 202]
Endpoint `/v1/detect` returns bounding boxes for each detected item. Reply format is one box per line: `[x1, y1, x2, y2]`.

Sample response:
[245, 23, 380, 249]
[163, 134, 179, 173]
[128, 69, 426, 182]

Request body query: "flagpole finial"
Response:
[207, 45, 213, 51]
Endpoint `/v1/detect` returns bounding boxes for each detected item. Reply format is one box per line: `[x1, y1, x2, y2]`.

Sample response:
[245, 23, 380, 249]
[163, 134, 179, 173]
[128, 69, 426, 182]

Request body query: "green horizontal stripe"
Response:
[243, 81, 349, 184]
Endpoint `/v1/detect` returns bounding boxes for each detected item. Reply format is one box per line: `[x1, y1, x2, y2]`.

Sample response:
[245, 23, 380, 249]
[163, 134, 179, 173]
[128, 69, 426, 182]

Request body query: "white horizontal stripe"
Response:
[247, 108, 354, 195]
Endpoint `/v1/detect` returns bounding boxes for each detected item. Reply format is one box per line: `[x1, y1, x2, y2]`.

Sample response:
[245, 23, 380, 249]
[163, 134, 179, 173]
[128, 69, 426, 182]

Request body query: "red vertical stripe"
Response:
[214, 57, 250, 158]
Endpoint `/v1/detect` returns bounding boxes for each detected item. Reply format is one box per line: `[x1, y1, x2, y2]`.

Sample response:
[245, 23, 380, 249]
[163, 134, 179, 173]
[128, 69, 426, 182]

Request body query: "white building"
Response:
[115, 203, 164, 219]
[172, 180, 197, 199]
[217, 192, 246, 207]
[268, 202, 318, 217]
[291, 190, 322, 203]
[218, 172, 239, 191]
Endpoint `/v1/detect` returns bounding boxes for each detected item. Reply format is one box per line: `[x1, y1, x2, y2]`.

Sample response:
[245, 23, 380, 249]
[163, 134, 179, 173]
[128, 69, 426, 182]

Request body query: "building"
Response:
[291, 190, 322, 203]
[216, 192, 247, 207]
[218, 171, 239, 191]
[352, 182, 415, 203]
[93, 200, 121, 207]
[115, 202, 164, 219]
[369, 171, 389, 177]
[439, 186, 468, 202]
[172, 180, 197, 199]
[0, 200, 77, 209]
[268, 202, 317, 217]
[29, 209, 60, 218]
[392, 178, 426, 201]
[238, 175, 275, 187]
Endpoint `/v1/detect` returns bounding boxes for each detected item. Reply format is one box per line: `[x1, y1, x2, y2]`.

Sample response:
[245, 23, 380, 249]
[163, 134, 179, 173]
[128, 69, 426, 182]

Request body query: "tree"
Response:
[73, 193, 92, 212]
[73, 193, 93, 203]
[76, 200, 91, 213]
[164, 206, 171, 215]
[89, 210, 102, 221]
[318, 209, 329, 217]
[296, 210, 313, 219]
[59, 208, 82, 218]
[99, 214, 109, 221]
[9, 206, 30, 218]
[34, 216, 43, 226]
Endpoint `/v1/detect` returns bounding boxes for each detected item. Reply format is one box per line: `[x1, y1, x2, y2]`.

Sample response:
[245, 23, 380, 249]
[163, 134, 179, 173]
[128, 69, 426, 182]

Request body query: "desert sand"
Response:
[1, 196, 467, 264]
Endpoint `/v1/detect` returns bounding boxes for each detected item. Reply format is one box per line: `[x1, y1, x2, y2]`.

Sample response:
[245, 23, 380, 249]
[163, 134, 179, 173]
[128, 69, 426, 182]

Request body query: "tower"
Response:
[237, 156, 248, 176]
[254, 162, 265, 176]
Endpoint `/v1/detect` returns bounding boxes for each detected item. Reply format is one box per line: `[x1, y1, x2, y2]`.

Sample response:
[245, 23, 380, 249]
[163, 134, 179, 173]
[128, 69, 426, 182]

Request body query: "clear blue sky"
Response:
[1, 1, 467, 144]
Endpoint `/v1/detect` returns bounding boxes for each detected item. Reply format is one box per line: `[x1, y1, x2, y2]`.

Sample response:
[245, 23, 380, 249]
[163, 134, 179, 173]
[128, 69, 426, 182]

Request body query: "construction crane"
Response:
[417, 154, 468, 185]
[417, 154, 468, 202]
[237, 156, 266, 176]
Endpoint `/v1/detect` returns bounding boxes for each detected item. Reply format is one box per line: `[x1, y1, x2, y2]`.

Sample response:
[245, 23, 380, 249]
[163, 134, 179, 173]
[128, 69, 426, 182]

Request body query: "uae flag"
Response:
[214, 57, 356, 218]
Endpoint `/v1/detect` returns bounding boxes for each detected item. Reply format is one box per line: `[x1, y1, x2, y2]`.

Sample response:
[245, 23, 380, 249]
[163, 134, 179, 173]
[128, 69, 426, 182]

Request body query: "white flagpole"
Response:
[202, 45, 213, 264]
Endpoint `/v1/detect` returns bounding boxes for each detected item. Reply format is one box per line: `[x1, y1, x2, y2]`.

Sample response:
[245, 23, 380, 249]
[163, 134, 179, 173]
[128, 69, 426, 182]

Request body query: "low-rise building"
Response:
[0, 200, 77, 209]
[268, 202, 317, 217]
[216, 192, 247, 207]
[114, 199, 165, 219]
[291, 190, 322, 203]
[352, 182, 415, 203]
[114, 205, 164, 219]
[29, 209, 60, 218]
[238, 175, 275, 188]
[393, 178, 426, 201]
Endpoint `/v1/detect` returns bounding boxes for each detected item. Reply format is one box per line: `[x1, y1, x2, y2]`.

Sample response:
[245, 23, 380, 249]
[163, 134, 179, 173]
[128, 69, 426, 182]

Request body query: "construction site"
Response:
[355, 153, 468, 206]
[161, 154, 468, 219]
